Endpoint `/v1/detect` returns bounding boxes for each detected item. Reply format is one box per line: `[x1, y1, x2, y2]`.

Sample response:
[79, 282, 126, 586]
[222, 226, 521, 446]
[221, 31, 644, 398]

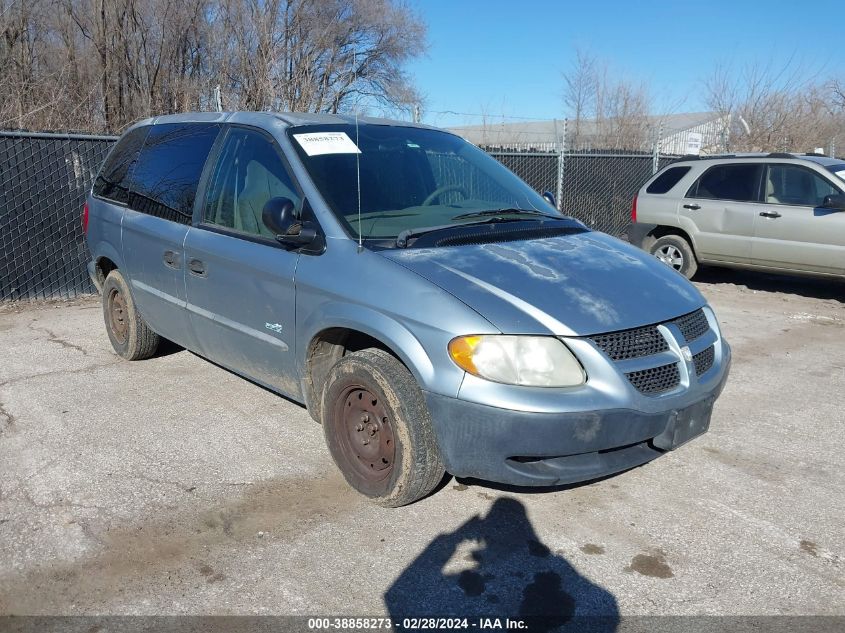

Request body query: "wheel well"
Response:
[95, 256, 118, 286]
[303, 328, 395, 422]
[645, 226, 696, 255]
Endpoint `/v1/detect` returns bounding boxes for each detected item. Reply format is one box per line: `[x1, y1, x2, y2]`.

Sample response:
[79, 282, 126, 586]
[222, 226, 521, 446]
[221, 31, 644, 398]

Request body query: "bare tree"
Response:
[704, 58, 842, 153]
[0, 0, 426, 133]
[561, 49, 651, 150]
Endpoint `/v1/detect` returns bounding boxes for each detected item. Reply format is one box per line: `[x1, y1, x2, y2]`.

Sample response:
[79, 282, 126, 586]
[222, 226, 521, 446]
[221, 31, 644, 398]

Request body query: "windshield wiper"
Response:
[395, 217, 528, 248]
[451, 208, 562, 221]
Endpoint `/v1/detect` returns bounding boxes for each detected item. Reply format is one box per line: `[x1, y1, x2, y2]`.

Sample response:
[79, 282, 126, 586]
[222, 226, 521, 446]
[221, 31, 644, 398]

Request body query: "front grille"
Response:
[590, 325, 668, 361]
[589, 307, 712, 396]
[693, 345, 715, 376]
[625, 363, 681, 395]
[671, 309, 709, 343]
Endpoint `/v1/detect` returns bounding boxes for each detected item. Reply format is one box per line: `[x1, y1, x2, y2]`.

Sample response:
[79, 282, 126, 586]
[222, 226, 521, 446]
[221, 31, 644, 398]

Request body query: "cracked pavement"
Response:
[0, 270, 843, 616]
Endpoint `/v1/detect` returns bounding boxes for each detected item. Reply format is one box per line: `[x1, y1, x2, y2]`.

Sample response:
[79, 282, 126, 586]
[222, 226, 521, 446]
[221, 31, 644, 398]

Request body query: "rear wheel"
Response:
[102, 270, 161, 360]
[321, 348, 445, 507]
[649, 234, 698, 279]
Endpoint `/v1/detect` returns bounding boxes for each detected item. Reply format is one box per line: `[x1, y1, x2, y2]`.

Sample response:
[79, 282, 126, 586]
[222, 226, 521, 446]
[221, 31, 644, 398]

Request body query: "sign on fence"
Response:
[684, 133, 703, 156]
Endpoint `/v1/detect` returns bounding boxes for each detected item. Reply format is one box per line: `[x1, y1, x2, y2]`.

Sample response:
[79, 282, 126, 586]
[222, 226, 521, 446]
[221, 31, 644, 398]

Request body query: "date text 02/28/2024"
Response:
[307, 618, 529, 630]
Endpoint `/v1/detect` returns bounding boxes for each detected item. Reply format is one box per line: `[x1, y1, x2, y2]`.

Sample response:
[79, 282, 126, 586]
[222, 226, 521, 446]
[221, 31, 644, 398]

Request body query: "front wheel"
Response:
[320, 348, 445, 507]
[649, 234, 698, 279]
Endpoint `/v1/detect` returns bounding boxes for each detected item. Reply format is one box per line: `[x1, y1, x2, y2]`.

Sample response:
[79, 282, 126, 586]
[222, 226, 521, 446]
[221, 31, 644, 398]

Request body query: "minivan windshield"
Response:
[826, 163, 845, 183]
[288, 124, 559, 240]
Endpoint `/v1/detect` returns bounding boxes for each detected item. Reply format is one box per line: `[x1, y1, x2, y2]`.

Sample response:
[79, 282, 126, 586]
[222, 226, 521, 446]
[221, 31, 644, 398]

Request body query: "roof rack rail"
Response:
[767, 152, 795, 158]
[804, 152, 827, 157]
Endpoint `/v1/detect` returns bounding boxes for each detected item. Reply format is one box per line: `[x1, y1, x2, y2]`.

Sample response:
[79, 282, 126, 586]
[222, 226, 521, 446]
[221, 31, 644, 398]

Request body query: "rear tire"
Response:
[649, 234, 698, 279]
[102, 270, 161, 360]
[320, 348, 445, 507]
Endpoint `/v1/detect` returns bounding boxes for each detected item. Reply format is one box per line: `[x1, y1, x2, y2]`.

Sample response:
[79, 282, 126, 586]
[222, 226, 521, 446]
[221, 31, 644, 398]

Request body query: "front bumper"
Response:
[424, 342, 731, 487]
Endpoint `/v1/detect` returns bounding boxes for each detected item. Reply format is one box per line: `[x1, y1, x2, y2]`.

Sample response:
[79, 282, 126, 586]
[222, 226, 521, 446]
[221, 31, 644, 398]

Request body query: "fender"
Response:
[298, 301, 437, 390]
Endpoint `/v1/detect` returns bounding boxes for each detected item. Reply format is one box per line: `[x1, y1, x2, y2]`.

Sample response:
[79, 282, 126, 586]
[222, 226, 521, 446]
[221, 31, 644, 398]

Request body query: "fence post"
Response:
[652, 121, 663, 175]
[555, 118, 566, 211]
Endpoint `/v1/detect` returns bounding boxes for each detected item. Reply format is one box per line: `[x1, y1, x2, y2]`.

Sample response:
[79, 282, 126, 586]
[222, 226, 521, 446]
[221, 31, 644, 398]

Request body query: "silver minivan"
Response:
[628, 153, 845, 279]
[86, 112, 731, 506]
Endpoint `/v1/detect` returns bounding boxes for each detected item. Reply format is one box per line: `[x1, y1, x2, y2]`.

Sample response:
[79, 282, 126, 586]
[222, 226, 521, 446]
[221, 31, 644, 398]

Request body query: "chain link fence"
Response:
[1, 131, 116, 301]
[1, 129, 682, 302]
[487, 148, 680, 238]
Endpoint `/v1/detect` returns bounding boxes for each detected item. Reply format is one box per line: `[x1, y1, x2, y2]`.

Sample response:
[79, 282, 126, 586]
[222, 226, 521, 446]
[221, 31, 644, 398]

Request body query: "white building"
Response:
[448, 112, 730, 154]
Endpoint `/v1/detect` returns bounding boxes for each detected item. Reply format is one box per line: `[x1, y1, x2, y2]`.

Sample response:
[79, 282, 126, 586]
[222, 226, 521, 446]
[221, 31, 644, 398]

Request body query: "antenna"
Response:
[355, 110, 362, 252]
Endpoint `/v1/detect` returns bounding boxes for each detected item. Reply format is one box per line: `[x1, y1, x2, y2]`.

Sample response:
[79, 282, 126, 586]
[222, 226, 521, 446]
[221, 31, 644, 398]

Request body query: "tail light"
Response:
[630, 193, 638, 223]
[82, 201, 89, 234]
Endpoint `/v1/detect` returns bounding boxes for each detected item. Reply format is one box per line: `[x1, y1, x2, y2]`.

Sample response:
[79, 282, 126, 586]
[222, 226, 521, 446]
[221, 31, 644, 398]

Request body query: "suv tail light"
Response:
[82, 201, 89, 234]
[630, 193, 638, 223]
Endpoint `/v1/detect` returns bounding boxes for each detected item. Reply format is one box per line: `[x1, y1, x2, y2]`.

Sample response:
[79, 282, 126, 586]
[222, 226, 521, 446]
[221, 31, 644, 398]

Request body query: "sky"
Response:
[406, 0, 838, 128]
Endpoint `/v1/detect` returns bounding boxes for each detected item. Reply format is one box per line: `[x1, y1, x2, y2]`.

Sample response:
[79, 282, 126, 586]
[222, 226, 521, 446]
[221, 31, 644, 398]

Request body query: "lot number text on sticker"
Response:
[293, 132, 361, 156]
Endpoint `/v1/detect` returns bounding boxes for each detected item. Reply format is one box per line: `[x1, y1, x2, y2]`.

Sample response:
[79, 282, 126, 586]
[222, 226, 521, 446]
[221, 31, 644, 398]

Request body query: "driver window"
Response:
[204, 128, 301, 237]
[765, 164, 840, 207]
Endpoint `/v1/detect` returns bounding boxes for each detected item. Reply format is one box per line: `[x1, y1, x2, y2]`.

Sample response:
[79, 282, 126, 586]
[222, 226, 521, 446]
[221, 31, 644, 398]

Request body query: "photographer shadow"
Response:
[384, 497, 619, 632]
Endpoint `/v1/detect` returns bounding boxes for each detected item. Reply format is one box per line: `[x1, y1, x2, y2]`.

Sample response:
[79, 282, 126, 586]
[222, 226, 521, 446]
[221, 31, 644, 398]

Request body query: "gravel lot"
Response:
[1, 269, 843, 619]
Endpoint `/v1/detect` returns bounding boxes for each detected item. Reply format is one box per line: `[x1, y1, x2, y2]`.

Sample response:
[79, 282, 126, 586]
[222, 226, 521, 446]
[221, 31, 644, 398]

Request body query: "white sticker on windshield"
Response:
[293, 132, 361, 156]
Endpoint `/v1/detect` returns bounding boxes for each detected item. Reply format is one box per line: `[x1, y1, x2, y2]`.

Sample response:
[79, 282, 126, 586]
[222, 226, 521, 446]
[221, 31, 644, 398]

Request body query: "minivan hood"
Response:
[379, 231, 705, 336]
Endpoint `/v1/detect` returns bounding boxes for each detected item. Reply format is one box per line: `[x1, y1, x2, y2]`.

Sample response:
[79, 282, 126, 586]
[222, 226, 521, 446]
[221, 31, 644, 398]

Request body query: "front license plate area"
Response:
[652, 398, 714, 450]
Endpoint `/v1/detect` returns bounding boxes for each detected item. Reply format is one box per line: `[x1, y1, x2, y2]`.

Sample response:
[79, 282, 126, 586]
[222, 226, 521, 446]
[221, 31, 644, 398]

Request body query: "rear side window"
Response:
[646, 166, 691, 194]
[688, 163, 762, 202]
[128, 123, 220, 223]
[92, 126, 148, 204]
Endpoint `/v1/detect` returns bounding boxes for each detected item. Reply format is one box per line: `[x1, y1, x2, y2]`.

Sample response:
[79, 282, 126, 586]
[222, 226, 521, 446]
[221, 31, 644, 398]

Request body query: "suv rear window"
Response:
[127, 123, 220, 223]
[92, 126, 148, 204]
[646, 166, 691, 194]
[688, 164, 762, 202]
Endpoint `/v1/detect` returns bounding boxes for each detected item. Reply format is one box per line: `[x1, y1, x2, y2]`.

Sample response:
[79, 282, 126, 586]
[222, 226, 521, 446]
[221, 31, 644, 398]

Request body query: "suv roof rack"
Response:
[675, 152, 824, 162]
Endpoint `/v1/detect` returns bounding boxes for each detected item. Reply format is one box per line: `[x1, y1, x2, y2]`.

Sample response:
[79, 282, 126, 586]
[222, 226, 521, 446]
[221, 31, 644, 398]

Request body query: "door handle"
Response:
[163, 250, 180, 269]
[683, 203, 701, 210]
[188, 258, 206, 276]
[759, 211, 782, 218]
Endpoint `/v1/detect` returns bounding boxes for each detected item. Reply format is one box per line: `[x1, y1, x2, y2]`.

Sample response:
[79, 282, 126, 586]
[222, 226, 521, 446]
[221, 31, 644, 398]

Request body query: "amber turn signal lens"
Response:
[448, 335, 482, 375]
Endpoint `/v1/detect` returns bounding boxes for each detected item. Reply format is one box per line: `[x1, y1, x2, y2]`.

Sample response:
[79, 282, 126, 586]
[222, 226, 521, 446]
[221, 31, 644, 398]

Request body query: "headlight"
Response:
[448, 335, 585, 387]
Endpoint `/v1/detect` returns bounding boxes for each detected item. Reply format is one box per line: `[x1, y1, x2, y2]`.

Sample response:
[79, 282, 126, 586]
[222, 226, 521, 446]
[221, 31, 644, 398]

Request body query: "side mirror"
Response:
[262, 197, 297, 235]
[278, 223, 318, 247]
[261, 197, 318, 247]
[821, 194, 845, 211]
[542, 191, 557, 208]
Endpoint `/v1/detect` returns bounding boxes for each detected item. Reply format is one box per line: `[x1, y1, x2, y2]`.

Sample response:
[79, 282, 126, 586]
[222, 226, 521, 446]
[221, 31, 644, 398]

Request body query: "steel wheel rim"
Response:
[655, 245, 684, 271]
[108, 288, 129, 344]
[332, 385, 395, 484]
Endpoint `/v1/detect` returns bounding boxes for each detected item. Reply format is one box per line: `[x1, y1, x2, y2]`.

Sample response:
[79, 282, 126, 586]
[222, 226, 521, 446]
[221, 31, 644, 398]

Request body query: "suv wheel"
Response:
[102, 270, 161, 360]
[649, 235, 698, 279]
[320, 348, 445, 507]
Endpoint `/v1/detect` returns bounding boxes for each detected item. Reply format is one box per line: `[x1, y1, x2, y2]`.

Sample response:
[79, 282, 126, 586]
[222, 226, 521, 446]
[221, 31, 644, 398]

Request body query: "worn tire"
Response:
[320, 348, 445, 507]
[101, 270, 161, 360]
[649, 234, 698, 279]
